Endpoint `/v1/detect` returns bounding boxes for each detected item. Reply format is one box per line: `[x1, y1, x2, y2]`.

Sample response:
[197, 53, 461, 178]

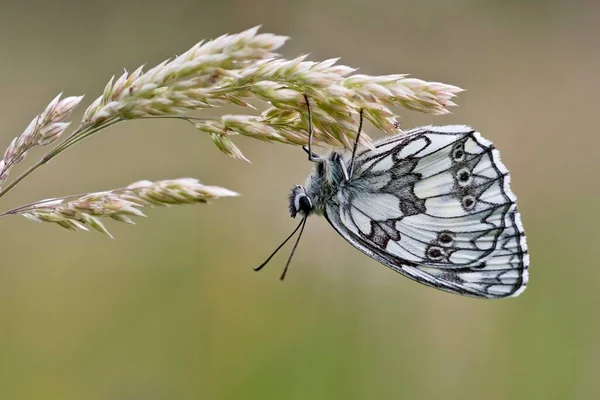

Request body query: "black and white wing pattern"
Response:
[325, 125, 528, 298]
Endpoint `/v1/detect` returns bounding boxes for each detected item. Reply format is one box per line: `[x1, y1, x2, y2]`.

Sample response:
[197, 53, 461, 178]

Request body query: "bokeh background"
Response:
[0, 0, 597, 399]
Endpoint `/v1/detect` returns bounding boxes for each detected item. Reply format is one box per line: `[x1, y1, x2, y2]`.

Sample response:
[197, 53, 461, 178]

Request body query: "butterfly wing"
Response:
[325, 125, 528, 298]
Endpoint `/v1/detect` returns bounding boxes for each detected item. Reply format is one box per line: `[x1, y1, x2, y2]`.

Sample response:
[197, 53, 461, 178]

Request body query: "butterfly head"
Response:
[288, 185, 314, 218]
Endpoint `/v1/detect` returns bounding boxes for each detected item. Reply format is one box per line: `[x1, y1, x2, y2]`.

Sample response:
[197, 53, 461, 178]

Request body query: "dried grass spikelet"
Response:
[193, 56, 464, 154]
[81, 26, 288, 125]
[7, 178, 238, 238]
[0, 94, 83, 188]
[76, 27, 462, 162]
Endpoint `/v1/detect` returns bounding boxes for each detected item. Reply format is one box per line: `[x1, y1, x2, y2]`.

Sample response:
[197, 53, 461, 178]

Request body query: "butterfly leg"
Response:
[348, 108, 364, 179]
[302, 94, 318, 162]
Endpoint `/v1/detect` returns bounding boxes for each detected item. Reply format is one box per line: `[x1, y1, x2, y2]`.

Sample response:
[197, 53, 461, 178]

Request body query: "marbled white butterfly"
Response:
[255, 96, 529, 298]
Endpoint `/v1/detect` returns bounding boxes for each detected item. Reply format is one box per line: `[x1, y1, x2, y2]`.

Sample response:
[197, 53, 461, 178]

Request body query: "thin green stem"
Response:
[0, 197, 56, 217]
[48, 118, 120, 158]
[0, 118, 121, 201]
[0, 158, 48, 201]
[140, 115, 209, 125]
[0, 190, 101, 218]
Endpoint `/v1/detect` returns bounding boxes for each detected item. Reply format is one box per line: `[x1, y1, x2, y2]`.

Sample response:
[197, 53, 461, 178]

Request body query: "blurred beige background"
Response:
[0, 0, 598, 399]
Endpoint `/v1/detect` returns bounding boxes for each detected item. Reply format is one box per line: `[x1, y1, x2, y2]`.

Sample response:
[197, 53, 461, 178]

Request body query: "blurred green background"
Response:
[0, 0, 597, 399]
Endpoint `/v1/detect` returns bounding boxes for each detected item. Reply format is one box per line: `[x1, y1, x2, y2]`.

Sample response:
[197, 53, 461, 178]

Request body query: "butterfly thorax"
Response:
[289, 151, 349, 218]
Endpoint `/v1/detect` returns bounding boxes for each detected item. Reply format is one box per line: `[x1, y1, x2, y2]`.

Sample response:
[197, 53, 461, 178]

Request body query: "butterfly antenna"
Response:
[303, 94, 316, 162]
[280, 216, 308, 281]
[349, 108, 364, 179]
[253, 217, 305, 272]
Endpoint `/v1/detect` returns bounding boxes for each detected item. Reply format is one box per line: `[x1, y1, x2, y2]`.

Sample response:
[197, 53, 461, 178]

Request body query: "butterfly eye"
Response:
[289, 186, 311, 218]
[298, 195, 313, 214]
[288, 185, 314, 218]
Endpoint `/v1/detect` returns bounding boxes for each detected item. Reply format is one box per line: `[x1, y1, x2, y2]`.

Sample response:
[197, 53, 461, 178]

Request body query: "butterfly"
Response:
[255, 96, 529, 299]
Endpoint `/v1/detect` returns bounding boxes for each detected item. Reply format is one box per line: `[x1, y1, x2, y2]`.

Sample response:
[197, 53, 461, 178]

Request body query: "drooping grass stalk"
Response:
[0, 178, 238, 237]
[0, 27, 287, 200]
[0, 26, 463, 235]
